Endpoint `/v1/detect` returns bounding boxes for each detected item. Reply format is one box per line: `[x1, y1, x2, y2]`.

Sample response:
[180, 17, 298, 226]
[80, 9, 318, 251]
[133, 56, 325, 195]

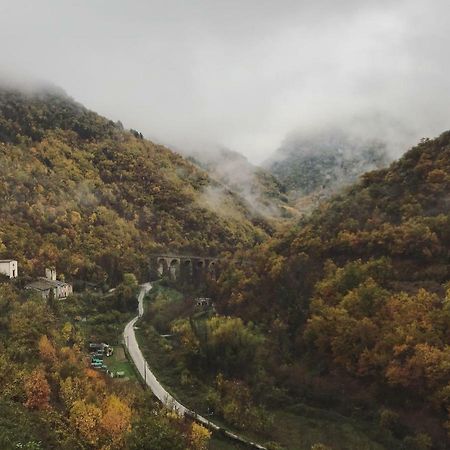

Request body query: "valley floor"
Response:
[133, 283, 402, 450]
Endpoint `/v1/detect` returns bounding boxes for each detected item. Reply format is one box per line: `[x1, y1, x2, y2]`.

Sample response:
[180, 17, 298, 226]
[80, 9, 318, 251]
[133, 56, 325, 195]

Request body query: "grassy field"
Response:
[104, 345, 137, 380]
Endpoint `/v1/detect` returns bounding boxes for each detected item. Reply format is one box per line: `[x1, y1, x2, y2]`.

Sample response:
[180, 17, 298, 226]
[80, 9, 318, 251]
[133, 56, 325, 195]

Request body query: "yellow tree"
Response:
[189, 422, 211, 450]
[61, 322, 73, 343]
[100, 394, 132, 445]
[70, 399, 102, 446]
[38, 335, 57, 364]
[59, 376, 86, 410]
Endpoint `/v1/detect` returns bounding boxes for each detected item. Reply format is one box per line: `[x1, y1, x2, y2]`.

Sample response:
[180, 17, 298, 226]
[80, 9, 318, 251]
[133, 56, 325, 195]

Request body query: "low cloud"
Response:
[1, 1, 449, 162]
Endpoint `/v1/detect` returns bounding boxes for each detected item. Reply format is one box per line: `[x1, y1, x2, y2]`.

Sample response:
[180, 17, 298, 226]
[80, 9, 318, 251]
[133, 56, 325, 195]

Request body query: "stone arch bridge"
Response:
[150, 254, 219, 281]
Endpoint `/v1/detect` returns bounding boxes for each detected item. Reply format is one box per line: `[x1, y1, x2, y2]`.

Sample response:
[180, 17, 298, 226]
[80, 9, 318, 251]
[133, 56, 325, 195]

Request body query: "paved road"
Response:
[123, 283, 266, 449]
[124, 284, 211, 419]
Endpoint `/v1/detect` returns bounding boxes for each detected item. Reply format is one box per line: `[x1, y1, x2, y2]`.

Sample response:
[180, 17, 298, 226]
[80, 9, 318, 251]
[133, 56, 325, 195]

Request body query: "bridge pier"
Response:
[169, 258, 180, 280]
[157, 258, 166, 277]
[182, 259, 193, 278]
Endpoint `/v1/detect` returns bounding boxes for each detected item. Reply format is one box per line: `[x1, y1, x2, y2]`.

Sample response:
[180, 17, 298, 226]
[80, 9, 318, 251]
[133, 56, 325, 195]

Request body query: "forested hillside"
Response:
[0, 85, 269, 284]
[2, 81, 450, 448]
[212, 132, 450, 447]
[0, 84, 252, 449]
[0, 282, 212, 450]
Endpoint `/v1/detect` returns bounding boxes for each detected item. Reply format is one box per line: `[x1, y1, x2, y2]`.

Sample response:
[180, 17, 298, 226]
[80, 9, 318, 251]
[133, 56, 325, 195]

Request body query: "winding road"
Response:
[123, 284, 216, 421]
[123, 283, 266, 450]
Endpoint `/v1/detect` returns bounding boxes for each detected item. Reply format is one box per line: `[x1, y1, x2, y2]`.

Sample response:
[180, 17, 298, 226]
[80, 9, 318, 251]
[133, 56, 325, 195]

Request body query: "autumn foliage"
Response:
[24, 368, 50, 410]
[100, 395, 132, 445]
[38, 335, 57, 363]
[70, 399, 102, 446]
[0, 87, 268, 284]
[211, 131, 450, 445]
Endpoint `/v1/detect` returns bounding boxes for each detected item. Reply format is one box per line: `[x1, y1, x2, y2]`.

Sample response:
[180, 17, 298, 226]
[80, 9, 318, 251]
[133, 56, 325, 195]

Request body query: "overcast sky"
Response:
[1, 0, 449, 163]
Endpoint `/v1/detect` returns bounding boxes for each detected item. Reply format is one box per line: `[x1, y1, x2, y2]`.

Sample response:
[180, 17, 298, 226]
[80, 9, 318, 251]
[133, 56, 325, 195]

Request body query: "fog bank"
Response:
[1, 1, 449, 162]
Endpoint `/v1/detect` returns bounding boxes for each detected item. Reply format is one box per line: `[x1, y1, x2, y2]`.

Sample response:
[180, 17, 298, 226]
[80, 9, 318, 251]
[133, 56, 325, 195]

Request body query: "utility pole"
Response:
[144, 361, 147, 384]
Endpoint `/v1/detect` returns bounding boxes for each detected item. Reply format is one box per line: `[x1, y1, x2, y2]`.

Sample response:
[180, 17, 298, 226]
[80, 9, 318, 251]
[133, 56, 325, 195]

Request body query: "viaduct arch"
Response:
[151, 254, 219, 281]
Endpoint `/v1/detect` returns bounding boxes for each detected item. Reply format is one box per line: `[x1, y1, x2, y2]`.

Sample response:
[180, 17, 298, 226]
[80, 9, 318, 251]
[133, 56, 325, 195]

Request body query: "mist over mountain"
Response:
[4, 1, 450, 163]
[182, 146, 297, 222]
[265, 127, 392, 199]
[182, 114, 412, 219]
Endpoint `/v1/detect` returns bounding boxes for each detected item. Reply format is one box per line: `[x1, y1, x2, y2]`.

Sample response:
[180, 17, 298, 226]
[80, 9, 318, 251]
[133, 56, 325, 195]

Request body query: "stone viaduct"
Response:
[150, 254, 219, 281]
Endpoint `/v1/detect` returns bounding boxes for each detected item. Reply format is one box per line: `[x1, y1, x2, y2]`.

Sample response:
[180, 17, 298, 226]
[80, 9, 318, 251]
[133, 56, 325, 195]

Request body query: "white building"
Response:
[0, 260, 18, 279]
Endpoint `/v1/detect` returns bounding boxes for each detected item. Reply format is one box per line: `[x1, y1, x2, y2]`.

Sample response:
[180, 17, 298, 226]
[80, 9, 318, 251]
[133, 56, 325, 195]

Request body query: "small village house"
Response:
[0, 260, 18, 279]
[25, 268, 73, 300]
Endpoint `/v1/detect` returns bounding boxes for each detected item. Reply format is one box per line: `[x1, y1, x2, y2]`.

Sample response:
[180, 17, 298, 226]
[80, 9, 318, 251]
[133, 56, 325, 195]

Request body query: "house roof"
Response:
[25, 278, 71, 292]
[0, 260, 17, 263]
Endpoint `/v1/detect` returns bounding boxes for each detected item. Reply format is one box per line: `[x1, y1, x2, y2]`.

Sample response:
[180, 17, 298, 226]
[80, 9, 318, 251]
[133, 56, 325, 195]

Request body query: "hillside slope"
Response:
[217, 130, 450, 334]
[0, 85, 269, 283]
[214, 132, 450, 447]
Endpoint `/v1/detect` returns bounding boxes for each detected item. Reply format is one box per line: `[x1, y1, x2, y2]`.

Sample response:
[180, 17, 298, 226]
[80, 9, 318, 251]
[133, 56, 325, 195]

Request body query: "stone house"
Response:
[25, 268, 73, 300]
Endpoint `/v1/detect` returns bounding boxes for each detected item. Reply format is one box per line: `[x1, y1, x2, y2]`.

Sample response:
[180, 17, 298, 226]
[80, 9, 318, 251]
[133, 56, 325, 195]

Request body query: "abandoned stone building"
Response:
[25, 268, 73, 300]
